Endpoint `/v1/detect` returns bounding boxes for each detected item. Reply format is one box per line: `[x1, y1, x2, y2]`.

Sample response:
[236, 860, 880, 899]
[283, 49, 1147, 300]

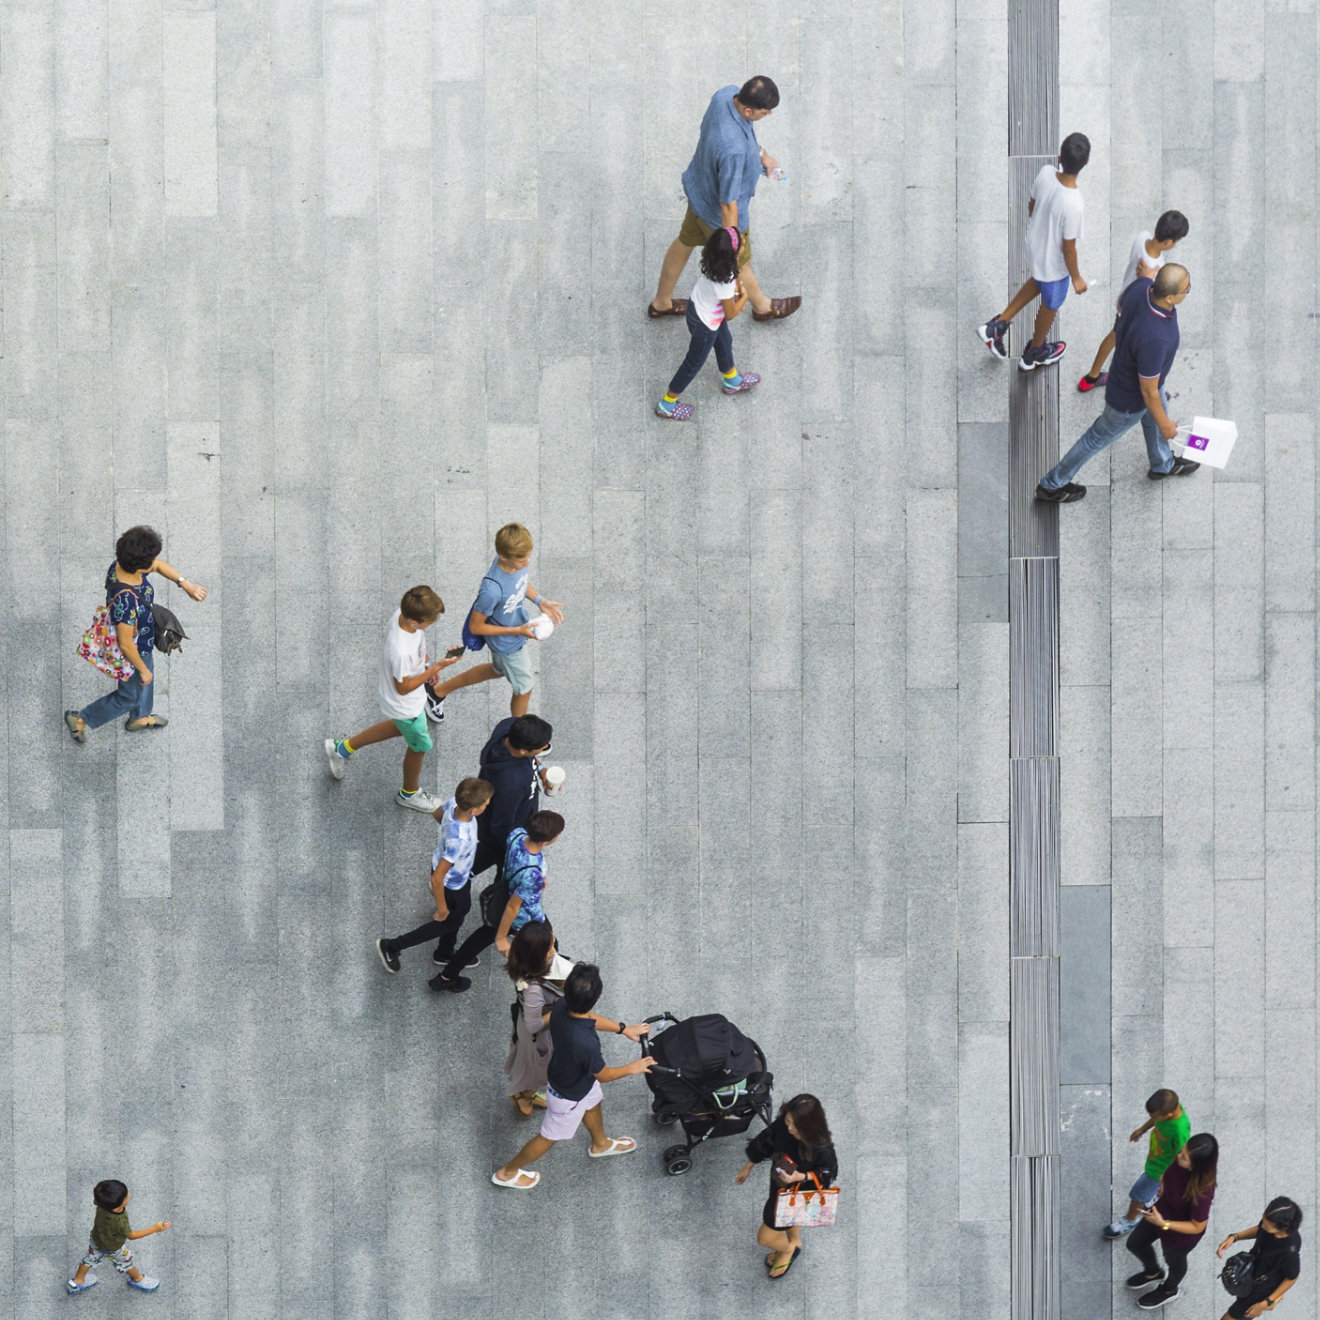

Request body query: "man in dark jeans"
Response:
[429, 713, 554, 992]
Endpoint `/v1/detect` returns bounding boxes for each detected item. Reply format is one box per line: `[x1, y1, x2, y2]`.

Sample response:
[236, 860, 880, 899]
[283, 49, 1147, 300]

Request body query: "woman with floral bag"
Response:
[65, 526, 208, 742]
[736, 1093, 838, 1279]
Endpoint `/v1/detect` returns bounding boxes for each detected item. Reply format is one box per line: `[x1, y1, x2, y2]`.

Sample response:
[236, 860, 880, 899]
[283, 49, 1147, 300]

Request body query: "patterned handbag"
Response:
[77, 604, 135, 681]
[774, 1172, 841, 1229]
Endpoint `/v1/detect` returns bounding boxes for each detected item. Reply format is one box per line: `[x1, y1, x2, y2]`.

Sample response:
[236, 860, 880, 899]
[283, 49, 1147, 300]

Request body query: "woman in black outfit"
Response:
[1124, 1131, 1218, 1310]
[1215, 1196, 1303, 1320]
[736, 1094, 837, 1280]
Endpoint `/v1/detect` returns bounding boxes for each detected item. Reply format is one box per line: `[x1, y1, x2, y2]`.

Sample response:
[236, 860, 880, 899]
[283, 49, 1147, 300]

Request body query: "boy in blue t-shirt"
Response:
[425, 523, 564, 720]
[375, 777, 495, 974]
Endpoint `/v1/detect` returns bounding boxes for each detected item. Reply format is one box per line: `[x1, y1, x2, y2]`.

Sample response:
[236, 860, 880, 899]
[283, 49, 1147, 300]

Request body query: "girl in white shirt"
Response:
[1077, 209, 1188, 392]
[655, 227, 760, 420]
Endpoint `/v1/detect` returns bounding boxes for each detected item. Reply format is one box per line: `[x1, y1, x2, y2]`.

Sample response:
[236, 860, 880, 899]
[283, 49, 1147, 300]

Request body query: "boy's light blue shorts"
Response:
[491, 643, 534, 696]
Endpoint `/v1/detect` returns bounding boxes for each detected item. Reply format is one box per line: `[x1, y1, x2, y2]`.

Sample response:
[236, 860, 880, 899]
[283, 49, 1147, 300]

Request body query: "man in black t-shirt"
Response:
[491, 964, 655, 1191]
[1037, 264, 1197, 503]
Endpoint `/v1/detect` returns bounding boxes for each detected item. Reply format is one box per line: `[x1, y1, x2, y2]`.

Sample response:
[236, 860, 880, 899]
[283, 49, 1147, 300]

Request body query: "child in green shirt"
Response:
[1105, 1088, 1191, 1238]
[67, 1179, 171, 1295]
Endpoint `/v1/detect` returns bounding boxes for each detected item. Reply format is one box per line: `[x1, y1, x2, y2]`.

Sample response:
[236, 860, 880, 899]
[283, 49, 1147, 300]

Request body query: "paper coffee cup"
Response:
[543, 765, 565, 794]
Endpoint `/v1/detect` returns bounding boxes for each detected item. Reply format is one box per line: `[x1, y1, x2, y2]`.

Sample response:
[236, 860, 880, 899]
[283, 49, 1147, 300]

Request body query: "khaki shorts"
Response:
[677, 204, 750, 268]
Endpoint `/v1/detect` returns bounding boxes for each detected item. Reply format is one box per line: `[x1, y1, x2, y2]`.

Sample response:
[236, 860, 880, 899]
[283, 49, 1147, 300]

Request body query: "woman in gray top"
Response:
[504, 922, 563, 1116]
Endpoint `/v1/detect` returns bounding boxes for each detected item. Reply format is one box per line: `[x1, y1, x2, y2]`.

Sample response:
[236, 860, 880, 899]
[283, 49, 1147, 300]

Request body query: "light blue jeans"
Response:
[1040, 393, 1174, 490]
[81, 663, 154, 729]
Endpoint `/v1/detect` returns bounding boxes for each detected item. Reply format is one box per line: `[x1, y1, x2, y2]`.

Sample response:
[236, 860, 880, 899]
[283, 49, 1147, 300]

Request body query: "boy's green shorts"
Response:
[392, 711, 433, 752]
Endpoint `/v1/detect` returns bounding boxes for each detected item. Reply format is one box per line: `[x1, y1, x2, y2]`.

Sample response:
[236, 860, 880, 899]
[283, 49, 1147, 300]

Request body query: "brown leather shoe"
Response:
[647, 299, 689, 318]
[752, 296, 802, 322]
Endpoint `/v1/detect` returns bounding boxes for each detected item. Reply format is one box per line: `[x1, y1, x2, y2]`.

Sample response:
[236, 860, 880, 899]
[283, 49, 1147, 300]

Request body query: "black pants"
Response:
[431, 854, 501, 982]
[1126, 1219, 1192, 1290]
[389, 879, 471, 960]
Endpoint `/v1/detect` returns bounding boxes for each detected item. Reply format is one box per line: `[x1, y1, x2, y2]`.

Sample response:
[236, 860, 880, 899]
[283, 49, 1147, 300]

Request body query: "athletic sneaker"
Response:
[978, 318, 1009, 360]
[424, 690, 445, 724]
[325, 738, 348, 781]
[433, 949, 480, 968]
[127, 1276, 160, 1292]
[396, 788, 443, 813]
[1035, 482, 1087, 504]
[1136, 1284, 1180, 1310]
[376, 939, 401, 973]
[655, 399, 695, 421]
[1148, 457, 1201, 480]
[1103, 1217, 1139, 1238]
[1077, 370, 1108, 392]
[721, 371, 761, 394]
[67, 1275, 99, 1294]
[1018, 341, 1067, 371]
[1126, 1270, 1166, 1291]
[428, 972, 472, 993]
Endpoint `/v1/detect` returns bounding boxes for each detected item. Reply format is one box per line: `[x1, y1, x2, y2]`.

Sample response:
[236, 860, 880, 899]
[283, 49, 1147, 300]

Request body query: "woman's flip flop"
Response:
[588, 1136, 637, 1158]
[768, 1246, 801, 1279]
[491, 1169, 540, 1190]
[64, 711, 86, 744]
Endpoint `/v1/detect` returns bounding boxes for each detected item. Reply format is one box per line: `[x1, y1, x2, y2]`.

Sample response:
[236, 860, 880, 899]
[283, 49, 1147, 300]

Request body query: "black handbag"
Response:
[152, 603, 189, 655]
[1219, 1251, 1256, 1297]
[479, 860, 536, 930]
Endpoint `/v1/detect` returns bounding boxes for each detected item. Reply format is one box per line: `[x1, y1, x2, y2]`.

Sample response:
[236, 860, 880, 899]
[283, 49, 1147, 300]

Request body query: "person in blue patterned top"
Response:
[65, 526, 208, 741]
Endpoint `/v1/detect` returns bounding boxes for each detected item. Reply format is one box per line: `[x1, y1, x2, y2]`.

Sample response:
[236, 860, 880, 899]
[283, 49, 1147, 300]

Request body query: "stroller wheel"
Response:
[663, 1145, 693, 1176]
[654, 1109, 680, 1127]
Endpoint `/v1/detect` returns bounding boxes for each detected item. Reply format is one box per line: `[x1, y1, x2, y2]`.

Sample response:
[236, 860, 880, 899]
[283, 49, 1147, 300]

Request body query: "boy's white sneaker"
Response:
[127, 1275, 160, 1291]
[396, 789, 442, 813]
[325, 738, 347, 781]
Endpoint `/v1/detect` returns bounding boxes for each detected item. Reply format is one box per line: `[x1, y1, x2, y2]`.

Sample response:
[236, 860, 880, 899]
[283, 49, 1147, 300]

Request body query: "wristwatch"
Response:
[616, 1022, 626, 1034]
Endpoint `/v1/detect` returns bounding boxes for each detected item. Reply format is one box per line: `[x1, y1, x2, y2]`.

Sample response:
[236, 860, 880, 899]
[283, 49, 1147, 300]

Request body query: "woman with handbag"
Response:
[1215, 1197, 1303, 1320]
[503, 921, 571, 1117]
[1124, 1131, 1218, 1309]
[736, 1094, 838, 1279]
[65, 526, 208, 741]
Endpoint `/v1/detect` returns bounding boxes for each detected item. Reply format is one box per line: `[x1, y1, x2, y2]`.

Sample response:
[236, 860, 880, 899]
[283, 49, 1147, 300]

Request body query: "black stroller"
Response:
[640, 1012, 773, 1175]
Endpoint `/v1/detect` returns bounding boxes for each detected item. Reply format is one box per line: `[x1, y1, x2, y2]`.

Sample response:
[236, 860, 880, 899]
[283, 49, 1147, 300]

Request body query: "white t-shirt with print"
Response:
[432, 797, 479, 889]
[689, 273, 737, 330]
[1119, 230, 1165, 299]
[378, 611, 427, 720]
[1024, 164, 1084, 283]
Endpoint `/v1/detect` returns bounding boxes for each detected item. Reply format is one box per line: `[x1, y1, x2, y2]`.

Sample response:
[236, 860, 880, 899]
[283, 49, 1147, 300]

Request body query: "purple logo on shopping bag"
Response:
[1187, 433, 1209, 450]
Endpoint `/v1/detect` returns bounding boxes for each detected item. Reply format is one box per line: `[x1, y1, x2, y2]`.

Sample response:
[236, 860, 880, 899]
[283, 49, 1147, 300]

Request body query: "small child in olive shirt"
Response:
[67, 1179, 171, 1295]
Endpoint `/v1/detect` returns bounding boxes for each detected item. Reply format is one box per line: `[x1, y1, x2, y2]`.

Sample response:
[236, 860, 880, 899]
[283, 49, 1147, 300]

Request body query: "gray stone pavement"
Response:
[0, 0, 1312, 1317]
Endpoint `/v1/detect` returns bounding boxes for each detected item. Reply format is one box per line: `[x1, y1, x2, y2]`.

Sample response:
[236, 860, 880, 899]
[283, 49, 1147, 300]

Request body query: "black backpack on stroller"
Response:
[641, 1012, 774, 1175]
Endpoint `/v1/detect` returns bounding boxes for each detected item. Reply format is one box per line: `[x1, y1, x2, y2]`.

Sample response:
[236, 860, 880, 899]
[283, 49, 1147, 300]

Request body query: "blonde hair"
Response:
[494, 522, 534, 559]
[400, 585, 444, 623]
[453, 777, 495, 811]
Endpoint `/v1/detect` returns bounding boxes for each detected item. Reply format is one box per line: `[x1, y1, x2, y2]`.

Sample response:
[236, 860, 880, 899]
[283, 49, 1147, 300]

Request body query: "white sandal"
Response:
[588, 1137, 637, 1159]
[491, 1168, 540, 1190]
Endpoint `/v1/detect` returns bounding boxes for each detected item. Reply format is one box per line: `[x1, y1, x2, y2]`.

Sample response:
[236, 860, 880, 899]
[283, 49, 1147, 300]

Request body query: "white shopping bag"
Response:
[1177, 416, 1237, 470]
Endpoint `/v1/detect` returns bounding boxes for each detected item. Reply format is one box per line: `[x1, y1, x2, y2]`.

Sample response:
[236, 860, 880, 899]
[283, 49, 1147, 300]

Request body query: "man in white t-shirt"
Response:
[323, 586, 460, 812]
[1077, 210, 1189, 393]
[978, 132, 1091, 372]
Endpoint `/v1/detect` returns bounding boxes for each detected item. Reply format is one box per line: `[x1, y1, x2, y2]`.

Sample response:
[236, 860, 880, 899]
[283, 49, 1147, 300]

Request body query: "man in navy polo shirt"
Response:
[647, 76, 800, 323]
[1036, 263, 1198, 503]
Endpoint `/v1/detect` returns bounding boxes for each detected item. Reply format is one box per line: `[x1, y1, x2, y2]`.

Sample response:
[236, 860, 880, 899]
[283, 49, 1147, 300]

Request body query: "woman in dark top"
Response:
[1216, 1197, 1303, 1320]
[736, 1093, 837, 1279]
[1125, 1131, 1218, 1309]
[65, 526, 208, 741]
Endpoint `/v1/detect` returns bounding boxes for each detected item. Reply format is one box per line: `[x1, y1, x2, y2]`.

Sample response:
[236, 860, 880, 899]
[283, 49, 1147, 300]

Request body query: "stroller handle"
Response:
[640, 1012, 679, 1058]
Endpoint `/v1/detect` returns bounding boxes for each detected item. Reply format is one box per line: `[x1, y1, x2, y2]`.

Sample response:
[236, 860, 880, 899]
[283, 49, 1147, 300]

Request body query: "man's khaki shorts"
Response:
[677, 204, 751, 268]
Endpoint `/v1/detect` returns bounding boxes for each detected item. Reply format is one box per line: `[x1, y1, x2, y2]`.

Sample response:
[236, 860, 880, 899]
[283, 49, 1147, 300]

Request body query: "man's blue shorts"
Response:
[1037, 275, 1070, 310]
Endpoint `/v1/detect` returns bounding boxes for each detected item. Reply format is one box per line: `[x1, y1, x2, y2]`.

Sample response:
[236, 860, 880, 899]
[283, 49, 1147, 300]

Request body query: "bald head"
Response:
[1153, 263, 1189, 300]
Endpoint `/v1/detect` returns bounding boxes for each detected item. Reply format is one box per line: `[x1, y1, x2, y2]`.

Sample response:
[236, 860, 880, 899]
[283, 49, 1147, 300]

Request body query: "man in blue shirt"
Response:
[1036, 264, 1197, 503]
[648, 76, 800, 323]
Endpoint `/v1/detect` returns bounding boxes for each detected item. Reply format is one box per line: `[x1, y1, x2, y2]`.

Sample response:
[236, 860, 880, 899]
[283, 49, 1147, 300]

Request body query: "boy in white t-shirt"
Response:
[979, 131, 1091, 372]
[655, 226, 761, 421]
[1077, 209, 1189, 392]
[324, 586, 459, 812]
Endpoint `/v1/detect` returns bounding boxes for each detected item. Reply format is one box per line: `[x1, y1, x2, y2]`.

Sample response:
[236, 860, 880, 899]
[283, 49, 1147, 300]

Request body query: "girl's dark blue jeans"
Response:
[667, 303, 735, 396]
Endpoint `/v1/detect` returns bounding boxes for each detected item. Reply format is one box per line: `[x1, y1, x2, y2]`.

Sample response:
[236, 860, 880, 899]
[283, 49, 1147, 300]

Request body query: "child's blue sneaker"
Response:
[721, 371, 761, 394]
[67, 1274, 99, 1294]
[127, 1275, 160, 1292]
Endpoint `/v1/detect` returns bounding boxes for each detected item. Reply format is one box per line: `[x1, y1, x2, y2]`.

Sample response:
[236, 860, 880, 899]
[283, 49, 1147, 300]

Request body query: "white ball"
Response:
[531, 615, 554, 640]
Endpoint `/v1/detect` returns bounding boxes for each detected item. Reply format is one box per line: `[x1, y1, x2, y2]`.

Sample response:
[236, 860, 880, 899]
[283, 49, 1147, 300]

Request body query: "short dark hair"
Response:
[453, 777, 494, 812]
[115, 526, 163, 573]
[563, 962, 602, 1014]
[400, 585, 444, 623]
[738, 76, 779, 111]
[1146, 1088, 1179, 1115]
[527, 810, 564, 844]
[699, 225, 739, 285]
[1059, 131, 1091, 175]
[507, 714, 553, 752]
[93, 1179, 129, 1211]
[1264, 1196, 1303, 1232]
[1154, 210, 1189, 243]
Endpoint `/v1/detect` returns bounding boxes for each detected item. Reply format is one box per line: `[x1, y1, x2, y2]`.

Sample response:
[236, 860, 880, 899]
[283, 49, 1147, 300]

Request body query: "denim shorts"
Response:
[1129, 1171, 1162, 1206]
[1037, 275, 1070, 310]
